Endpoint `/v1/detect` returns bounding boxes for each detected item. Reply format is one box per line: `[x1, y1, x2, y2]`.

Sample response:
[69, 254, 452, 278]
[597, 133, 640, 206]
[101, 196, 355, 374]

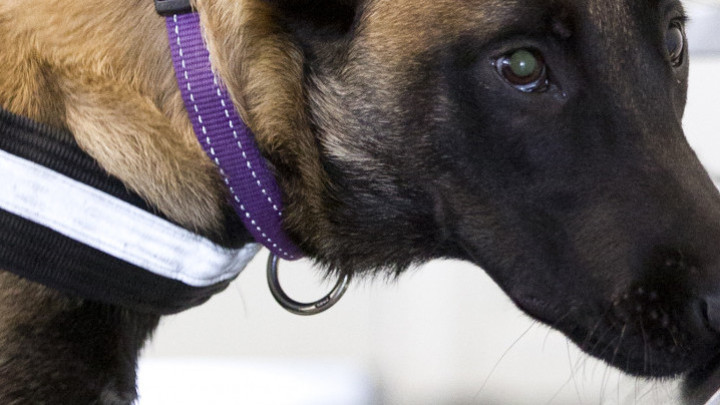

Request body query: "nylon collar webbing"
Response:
[0, 108, 259, 314]
[161, 6, 303, 260]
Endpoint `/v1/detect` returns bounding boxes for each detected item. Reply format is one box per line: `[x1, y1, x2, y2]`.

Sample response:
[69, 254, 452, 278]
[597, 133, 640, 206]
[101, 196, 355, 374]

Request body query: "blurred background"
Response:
[137, 2, 720, 404]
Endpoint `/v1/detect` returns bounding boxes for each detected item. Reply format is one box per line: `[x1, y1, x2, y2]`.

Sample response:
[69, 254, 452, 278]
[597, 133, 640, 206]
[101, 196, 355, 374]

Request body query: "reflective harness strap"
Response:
[0, 108, 259, 314]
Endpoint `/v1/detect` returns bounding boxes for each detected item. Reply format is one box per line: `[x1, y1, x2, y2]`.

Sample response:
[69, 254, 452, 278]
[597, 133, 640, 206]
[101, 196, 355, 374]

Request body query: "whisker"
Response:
[547, 341, 605, 405]
[566, 340, 583, 403]
[639, 320, 650, 375]
[580, 307, 611, 350]
[474, 322, 536, 399]
[610, 324, 628, 368]
[599, 363, 610, 405]
[636, 377, 658, 403]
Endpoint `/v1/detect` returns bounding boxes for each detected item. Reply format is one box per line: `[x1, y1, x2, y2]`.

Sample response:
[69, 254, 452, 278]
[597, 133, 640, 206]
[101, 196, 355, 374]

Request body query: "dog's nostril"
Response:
[698, 296, 720, 334]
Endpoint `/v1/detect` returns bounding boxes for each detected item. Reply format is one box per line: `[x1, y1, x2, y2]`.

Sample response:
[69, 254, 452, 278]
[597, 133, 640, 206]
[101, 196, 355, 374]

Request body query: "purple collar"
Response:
[160, 6, 302, 260]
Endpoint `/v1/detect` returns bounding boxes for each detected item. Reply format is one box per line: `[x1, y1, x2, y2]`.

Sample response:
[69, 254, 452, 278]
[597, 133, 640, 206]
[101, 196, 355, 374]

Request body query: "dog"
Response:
[1, 0, 719, 403]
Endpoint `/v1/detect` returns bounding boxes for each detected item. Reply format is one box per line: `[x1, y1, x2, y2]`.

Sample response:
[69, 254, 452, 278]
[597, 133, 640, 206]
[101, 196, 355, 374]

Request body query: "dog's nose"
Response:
[699, 295, 720, 335]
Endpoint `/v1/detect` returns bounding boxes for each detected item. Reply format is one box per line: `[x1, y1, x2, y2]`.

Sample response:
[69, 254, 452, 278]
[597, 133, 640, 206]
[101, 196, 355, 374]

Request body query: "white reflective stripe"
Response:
[0, 149, 260, 287]
[708, 389, 720, 405]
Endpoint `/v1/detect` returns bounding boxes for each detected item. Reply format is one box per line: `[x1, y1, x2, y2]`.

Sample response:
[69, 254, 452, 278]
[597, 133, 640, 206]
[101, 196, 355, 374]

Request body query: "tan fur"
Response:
[195, 0, 334, 250]
[0, 0, 225, 233]
[0, 273, 81, 347]
[357, 0, 504, 65]
[0, 0, 340, 251]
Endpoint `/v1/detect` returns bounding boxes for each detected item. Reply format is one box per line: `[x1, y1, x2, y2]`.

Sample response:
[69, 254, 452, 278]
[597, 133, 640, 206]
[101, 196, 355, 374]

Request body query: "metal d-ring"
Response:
[267, 254, 351, 316]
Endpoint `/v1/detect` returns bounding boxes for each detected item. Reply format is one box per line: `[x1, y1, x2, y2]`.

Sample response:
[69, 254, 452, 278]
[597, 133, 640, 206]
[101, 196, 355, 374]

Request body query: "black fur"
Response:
[4, 0, 720, 403]
[285, 0, 720, 397]
[0, 279, 159, 404]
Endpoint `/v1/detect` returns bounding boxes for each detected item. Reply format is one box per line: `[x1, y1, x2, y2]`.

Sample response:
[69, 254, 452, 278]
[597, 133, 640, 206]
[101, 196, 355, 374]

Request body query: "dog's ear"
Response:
[262, 0, 360, 36]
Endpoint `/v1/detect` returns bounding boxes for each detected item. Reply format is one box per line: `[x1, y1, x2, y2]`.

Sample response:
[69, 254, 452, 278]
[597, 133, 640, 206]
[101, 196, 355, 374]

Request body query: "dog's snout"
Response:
[646, 248, 720, 342]
[599, 248, 720, 375]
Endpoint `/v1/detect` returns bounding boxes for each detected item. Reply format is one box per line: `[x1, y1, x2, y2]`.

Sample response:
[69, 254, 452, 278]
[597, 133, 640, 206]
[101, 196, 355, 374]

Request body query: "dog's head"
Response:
[203, 0, 719, 380]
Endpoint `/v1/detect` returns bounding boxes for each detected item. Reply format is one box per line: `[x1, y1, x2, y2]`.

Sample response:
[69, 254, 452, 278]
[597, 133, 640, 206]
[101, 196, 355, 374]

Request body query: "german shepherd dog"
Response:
[0, 0, 719, 403]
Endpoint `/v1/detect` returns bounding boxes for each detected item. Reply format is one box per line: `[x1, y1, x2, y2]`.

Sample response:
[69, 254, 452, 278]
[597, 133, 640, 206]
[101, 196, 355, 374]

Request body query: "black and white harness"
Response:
[0, 109, 259, 314]
[0, 0, 349, 315]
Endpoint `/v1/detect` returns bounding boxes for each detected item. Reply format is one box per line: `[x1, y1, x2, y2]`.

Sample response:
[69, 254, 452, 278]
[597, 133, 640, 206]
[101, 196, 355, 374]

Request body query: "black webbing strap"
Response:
[0, 108, 254, 314]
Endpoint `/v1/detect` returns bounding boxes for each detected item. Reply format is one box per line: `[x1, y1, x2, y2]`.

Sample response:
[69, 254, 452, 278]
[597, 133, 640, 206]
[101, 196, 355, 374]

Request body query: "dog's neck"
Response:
[0, 0, 280, 313]
[0, 0, 333, 257]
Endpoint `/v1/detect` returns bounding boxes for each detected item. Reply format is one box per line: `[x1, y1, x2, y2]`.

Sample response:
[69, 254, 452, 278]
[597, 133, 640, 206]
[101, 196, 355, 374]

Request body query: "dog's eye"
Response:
[666, 21, 685, 67]
[495, 49, 548, 92]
